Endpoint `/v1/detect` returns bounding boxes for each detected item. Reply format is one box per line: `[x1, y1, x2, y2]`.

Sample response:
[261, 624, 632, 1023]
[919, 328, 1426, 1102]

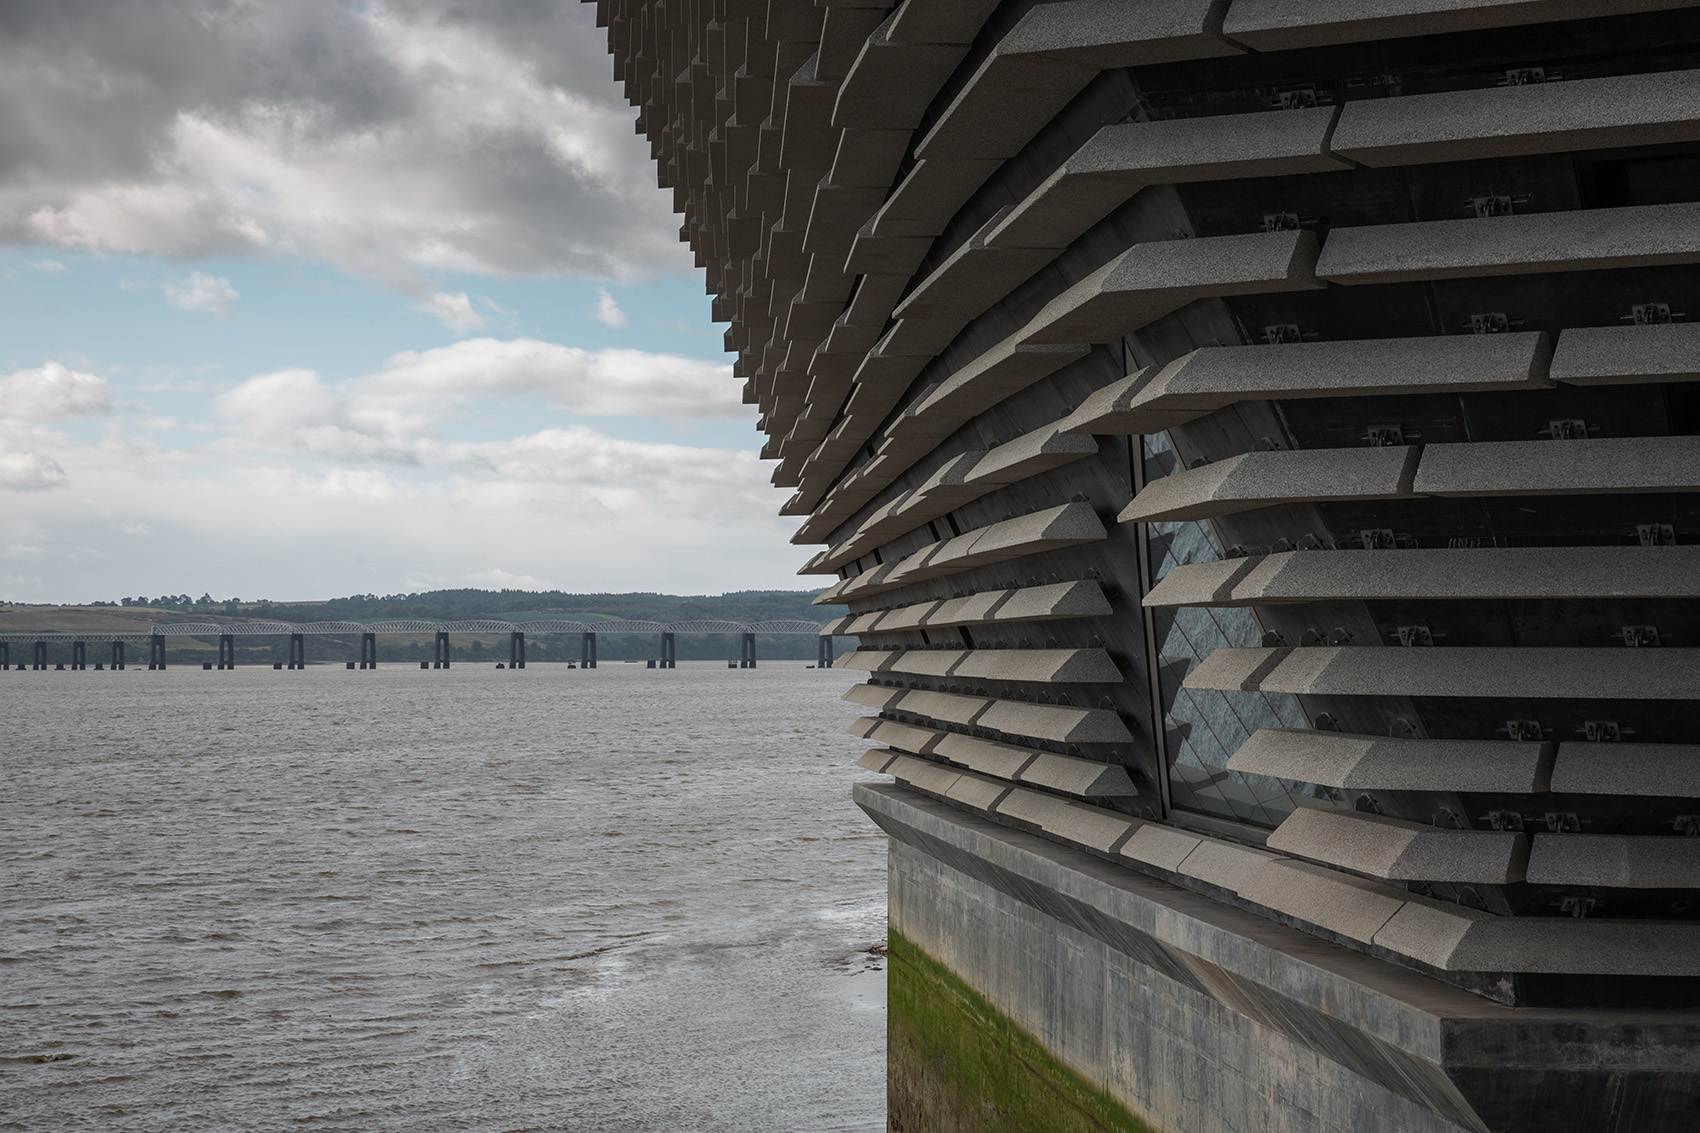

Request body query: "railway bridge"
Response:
[1, 619, 833, 671]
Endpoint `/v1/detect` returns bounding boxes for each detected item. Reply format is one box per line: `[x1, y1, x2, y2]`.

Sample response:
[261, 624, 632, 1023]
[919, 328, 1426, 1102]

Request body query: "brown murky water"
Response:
[1, 661, 884, 1132]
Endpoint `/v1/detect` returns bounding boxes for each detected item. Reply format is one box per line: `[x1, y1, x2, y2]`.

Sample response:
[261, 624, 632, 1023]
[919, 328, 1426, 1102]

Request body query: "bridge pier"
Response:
[7, 621, 826, 674]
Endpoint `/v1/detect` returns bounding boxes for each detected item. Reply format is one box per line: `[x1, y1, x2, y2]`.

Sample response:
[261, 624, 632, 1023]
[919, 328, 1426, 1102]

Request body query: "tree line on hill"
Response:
[48, 588, 847, 664]
[95, 588, 836, 625]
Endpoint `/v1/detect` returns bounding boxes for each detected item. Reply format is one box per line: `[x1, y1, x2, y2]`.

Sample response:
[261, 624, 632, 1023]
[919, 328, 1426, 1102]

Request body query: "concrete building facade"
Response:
[586, 2, 1700, 1127]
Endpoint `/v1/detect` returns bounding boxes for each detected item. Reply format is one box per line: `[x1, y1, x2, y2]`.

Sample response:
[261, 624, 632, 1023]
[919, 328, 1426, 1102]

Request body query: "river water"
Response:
[1, 662, 884, 1132]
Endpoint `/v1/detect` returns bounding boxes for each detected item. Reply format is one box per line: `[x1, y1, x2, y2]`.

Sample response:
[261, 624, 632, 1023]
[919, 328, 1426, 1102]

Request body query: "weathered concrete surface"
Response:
[888, 928, 1153, 1133]
[862, 781, 1700, 1133]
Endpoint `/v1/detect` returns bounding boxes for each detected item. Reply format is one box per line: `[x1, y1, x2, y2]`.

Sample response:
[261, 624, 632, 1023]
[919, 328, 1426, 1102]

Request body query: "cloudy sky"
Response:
[0, 0, 800, 603]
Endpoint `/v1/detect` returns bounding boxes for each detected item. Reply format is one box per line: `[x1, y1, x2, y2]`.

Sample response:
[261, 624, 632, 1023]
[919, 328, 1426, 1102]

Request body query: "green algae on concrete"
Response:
[887, 930, 1155, 1133]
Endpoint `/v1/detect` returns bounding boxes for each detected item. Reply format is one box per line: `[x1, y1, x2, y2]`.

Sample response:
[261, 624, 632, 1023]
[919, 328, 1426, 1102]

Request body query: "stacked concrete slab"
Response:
[587, 1, 1700, 1126]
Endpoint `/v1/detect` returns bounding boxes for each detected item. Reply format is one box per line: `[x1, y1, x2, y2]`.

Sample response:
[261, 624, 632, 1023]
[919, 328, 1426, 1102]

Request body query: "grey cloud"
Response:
[0, 0, 681, 283]
[0, 451, 69, 489]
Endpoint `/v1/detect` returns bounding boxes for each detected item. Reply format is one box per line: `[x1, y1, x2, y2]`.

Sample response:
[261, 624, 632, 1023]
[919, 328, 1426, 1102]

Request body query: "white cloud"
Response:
[164, 271, 239, 315]
[0, 452, 69, 490]
[444, 426, 768, 509]
[213, 368, 341, 433]
[468, 567, 558, 590]
[0, 425, 798, 601]
[0, 395, 787, 608]
[211, 340, 743, 464]
[203, 376, 767, 517]
[363, 339, 741, 418]
[211, 367, 419, 463]
[590, 287, 627, 327]
[321, 468, 400, 500]
[418, 291, 486, 332]
[27, 259, 65, 272]
[0, 362, 112, 419]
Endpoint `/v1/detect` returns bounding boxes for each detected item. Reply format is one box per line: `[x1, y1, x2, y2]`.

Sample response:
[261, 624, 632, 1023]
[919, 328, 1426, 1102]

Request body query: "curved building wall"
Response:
[586, 0, 1700, 1009]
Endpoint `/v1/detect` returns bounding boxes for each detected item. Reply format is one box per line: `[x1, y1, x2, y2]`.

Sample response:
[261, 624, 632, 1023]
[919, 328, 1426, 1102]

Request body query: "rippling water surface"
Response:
[2, 661, 883, 1132]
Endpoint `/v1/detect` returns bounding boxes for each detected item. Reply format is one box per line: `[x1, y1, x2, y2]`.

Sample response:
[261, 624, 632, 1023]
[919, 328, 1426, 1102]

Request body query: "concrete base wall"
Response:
[863, 782, 1700, 1133]
[886, 827, 1471, 1133]
[887, 928, 1155, 1133]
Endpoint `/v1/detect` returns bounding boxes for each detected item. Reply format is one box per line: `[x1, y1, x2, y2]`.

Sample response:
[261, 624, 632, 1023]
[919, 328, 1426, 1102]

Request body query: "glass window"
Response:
[1143, 433, 1316, 829]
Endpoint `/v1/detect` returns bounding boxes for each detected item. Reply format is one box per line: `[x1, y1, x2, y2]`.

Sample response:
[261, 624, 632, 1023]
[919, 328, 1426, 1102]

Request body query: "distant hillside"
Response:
[41, 587, 839, 623]
[250, 588, 838, 625]
[2, 589, 845, 664]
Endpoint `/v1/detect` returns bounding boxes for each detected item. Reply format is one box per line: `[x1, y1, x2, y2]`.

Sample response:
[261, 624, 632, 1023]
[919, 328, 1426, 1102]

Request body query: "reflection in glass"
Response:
[1144, 433, 1316, 829]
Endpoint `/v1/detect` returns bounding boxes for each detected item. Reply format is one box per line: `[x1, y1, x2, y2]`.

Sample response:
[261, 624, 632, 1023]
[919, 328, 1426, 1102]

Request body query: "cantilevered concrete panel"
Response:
[888, 726, 1141, 799]
[990, 107, 1347, 250]
[840, 581, 1113, 634]
[1331, 68, 1700, 167]
[1228, 729, 1555, 793]
[1120, 447, 1420, 523]
[1268, 806, 1529, 885]
[863, 718, 948, 755]
[1023, 229, 1321, 345]
[840, 645, 1122, 684]
[914, 0, 1243, 161]
[1222, 0, 1695, 50]
[1415, 435, 1700, 498]
[932, 732, 1039, 781]
[1018, 751, 1138, 797]
[841, 683, 907, 711]
[1185, 646, 1700, 702]
[855, 748, 900, 774]
[1091, 333, 1552, 431]
[994, 786, 1136, 853]
[1144, 546, 1700, 607]
[1316, 203, 1700, 286]
[1551, 323, 1700, 385]
[1528, 835, 1700, 889]
[1550, 743, 1700, 798]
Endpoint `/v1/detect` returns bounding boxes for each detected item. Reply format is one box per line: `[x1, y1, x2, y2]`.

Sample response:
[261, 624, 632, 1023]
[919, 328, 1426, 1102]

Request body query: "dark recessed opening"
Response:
[1591, 153, 1700, 207]
[1667, 383, 1700, 436]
